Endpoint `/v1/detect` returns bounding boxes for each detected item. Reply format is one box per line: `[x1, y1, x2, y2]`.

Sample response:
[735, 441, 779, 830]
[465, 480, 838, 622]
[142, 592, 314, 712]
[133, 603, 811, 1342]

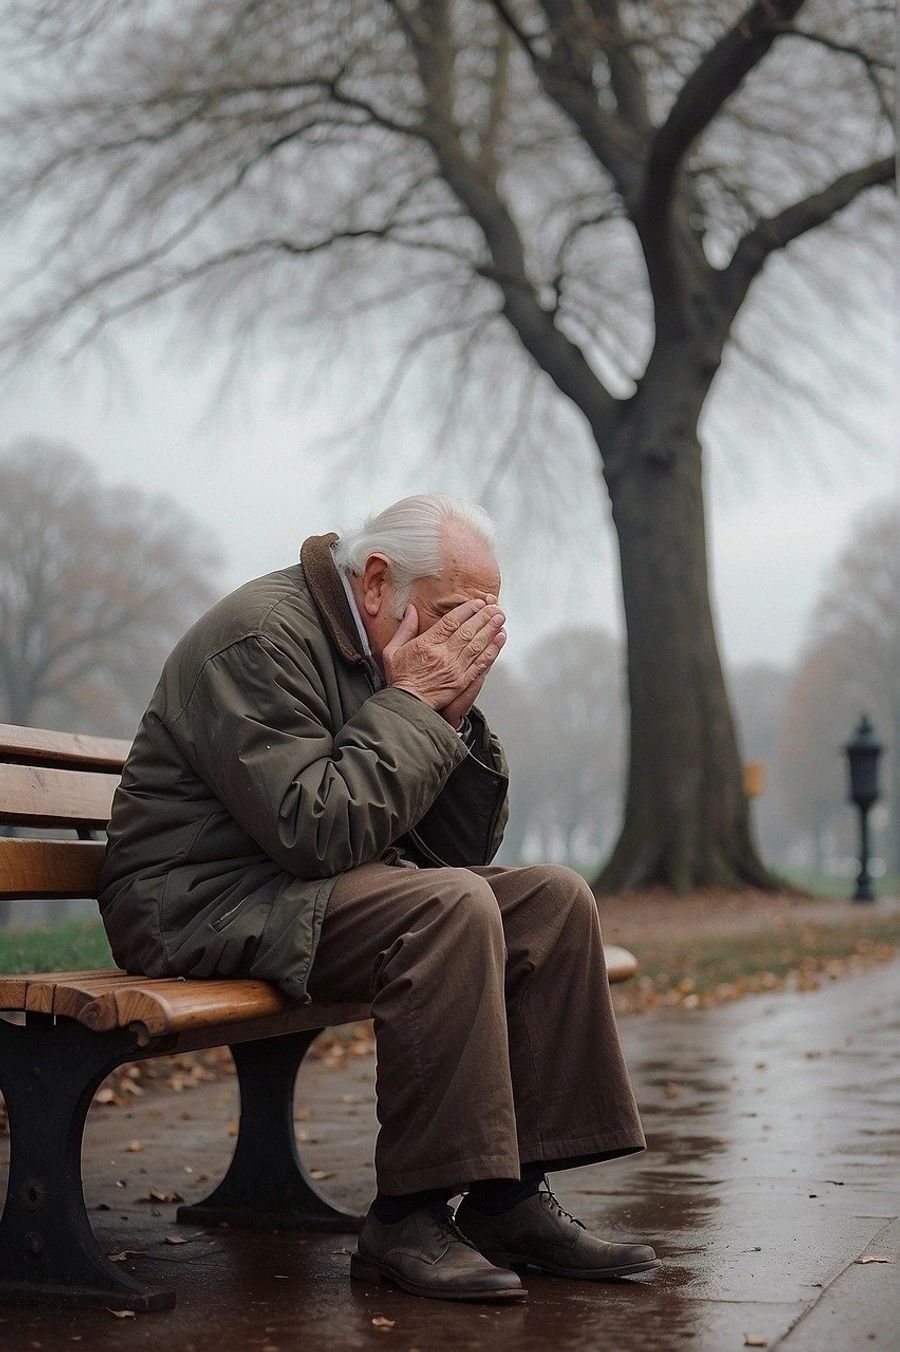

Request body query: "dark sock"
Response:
[464, 1160, 546, 1216]
[372, 1186, 453, 1224]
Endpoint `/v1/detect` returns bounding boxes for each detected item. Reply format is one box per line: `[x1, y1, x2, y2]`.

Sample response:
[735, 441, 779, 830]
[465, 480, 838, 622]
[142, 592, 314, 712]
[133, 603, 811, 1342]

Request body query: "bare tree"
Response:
[774, 636, 857, 877]
[527, 625, 625, 866]
[810, 502, 899, 871]
[0, 0, 893, 890]
[728, 662, 794, 866]
[0, 439, 223, 735]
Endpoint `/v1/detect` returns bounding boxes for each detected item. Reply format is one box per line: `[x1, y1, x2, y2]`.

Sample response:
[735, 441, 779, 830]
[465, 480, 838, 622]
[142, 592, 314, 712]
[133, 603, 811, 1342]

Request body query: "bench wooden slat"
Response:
[0, 948, 637, 1040]
[605, 945, 638, 982]
[44, 973, 168, 1018]
[82, 976, 343, 1035]
[0, 838, 107, 899]
[0, 966, 371, 1043]
[0, 762, 117, 828]
[0, 968, 136, 1012]
[0, 722, 129, 771]
[82, 982, 371, 1043]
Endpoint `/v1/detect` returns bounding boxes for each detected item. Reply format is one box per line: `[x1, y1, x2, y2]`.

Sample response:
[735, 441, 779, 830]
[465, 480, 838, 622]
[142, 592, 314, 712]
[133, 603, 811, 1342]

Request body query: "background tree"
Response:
[727, 662, 794, 866]
[774, 636, 856, 876]
[772, 502, 891, 870]
[0, 0, 892, 890]
[0, 440, 223, 737]
[521, 625, 624, 867]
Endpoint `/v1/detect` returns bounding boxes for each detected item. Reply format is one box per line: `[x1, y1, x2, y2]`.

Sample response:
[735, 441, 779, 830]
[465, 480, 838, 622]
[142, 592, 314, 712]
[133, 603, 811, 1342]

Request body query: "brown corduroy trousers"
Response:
[305, 860, 647, 1195]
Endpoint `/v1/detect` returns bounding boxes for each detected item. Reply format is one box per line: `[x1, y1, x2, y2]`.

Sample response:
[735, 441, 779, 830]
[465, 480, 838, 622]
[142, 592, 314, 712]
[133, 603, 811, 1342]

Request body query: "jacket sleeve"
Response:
[174, 634, 469, 879]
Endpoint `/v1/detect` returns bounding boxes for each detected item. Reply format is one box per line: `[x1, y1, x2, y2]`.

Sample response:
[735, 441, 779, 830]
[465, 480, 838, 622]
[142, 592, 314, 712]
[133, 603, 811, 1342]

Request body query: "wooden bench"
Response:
[0, 721, 638, 1313]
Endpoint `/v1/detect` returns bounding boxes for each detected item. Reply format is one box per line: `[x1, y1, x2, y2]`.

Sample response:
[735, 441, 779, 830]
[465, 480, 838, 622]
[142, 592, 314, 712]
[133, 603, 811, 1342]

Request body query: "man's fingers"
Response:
[461, 627, 506, 683]
[433, 597, 488, 640]
[445, 604, 505, 653]
[457, 611, 505, 664]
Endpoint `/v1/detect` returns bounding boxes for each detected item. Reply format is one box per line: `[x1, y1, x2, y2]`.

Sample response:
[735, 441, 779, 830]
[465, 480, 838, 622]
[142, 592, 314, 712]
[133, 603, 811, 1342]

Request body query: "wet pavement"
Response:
[1, 958, 897, 1351]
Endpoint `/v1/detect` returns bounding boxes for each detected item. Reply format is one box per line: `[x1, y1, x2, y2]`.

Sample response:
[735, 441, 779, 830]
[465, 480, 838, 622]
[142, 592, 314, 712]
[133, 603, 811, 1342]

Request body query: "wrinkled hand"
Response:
[383, 597, 506, 715]
[440, 593, 505, 730]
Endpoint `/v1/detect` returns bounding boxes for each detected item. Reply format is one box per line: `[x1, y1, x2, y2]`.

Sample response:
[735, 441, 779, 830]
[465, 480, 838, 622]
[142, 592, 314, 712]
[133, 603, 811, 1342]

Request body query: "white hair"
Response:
[332, 494, 498, 619]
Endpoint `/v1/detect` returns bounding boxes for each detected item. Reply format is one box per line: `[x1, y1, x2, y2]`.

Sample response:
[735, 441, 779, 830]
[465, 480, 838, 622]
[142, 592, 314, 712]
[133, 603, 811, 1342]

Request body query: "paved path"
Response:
[2, 960, 897, 1351]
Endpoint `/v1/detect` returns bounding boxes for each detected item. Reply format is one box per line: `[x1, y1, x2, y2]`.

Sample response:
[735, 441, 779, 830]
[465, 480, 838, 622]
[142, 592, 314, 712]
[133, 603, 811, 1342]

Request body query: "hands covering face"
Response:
[382, 596, 506, 727]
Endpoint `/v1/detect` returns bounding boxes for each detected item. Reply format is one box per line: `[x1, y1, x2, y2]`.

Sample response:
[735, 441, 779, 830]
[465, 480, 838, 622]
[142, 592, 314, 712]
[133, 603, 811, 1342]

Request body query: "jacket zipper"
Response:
[211, 898, 246, 930]
[484, 792, 505, 862]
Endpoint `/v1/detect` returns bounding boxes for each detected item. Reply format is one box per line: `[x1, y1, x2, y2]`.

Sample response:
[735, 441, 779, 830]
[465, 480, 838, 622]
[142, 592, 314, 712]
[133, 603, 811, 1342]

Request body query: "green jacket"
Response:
[97, 532, 509, 1004]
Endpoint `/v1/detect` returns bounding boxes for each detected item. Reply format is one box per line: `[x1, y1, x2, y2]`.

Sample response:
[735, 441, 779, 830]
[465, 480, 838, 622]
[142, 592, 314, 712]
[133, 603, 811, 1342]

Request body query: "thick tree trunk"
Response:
[593, 355, 781, 894]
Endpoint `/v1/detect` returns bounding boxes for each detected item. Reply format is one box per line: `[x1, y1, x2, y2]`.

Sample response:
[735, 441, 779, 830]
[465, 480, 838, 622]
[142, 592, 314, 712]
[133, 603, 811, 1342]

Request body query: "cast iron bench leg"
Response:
[177, 1029, 364, 1233]
[0, 1014, 175, 1312]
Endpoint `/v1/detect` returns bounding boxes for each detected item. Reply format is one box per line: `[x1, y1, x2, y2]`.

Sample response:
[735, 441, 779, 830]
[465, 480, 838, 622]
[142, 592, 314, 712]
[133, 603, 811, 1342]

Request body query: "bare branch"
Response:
[721, 155, 896, 318]
[489, 0, 643, 196]
[586, 0, 652, 133]
[646, 1, 807, 194]
[639, 1, 807, 320]
[773, 24, 893, 121]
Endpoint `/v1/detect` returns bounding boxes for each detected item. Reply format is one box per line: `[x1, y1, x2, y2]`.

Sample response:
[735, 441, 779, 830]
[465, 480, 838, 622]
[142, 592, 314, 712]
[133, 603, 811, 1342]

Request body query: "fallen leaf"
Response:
[126, 1140, 145, 1153]
[855, 1255, 892, 1264]
[743, 1336, 767, 1347]
[139, 1188, 184, 1204]
[106, 1308, 136, 1319]
[164, 1235, 190, 1245]
[309, 1170, 334, 1181]
[372, 1316, 396, 1328]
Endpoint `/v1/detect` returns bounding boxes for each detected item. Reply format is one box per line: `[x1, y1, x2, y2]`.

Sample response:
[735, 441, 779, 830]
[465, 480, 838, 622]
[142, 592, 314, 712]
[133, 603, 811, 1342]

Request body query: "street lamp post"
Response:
[843, 714, 883, 904]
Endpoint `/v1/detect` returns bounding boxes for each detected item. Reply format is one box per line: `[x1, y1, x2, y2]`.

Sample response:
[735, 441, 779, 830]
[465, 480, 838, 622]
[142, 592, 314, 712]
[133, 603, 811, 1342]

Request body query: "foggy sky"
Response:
[1, 311, 894, 678]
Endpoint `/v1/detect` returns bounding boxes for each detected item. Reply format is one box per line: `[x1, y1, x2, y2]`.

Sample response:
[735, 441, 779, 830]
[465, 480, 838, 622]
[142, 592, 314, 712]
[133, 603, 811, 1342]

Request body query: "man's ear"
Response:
[361, 553, 391, 617]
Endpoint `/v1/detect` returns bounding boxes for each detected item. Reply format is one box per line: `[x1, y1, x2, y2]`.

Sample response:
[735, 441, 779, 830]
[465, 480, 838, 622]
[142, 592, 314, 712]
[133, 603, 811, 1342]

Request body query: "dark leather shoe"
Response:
[350, 1201, 527, 1302]
[454, 1183, 660, 1280]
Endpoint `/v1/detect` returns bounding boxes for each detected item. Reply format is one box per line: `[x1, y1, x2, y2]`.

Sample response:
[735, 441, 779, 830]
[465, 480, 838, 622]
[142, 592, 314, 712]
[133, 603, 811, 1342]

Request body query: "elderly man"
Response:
[98, 493, 657, 1304]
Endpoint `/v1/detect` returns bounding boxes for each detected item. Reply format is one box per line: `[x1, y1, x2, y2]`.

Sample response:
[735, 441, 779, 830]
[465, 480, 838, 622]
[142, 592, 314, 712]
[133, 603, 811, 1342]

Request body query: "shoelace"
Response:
[427, 1201, 482, 1250]
[538, 1179, 586, 1230]
[426, 1202, 467, 1246]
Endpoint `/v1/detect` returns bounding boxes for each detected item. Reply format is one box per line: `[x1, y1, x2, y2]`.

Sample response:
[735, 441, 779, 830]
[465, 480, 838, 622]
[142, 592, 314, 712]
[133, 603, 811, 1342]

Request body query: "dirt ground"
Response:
[595, 886, 896, 941]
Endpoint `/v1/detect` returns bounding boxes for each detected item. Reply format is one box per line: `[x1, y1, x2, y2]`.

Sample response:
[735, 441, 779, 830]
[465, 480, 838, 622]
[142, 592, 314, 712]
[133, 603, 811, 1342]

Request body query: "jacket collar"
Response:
[299, 532, 370, 668]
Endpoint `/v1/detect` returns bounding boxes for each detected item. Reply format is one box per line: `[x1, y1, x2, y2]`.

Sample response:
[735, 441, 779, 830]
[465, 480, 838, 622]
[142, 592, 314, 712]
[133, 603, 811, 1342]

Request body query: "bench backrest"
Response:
[0, 723, 129, 902]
